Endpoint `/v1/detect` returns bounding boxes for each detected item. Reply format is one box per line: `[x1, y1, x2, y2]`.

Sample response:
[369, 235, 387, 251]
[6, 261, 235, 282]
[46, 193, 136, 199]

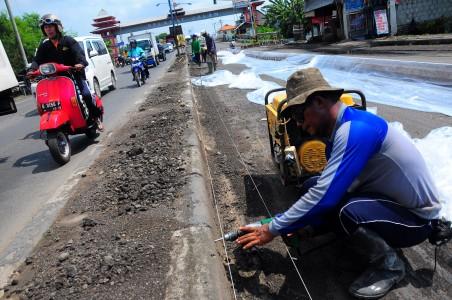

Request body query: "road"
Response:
[0, 52, 175, 287]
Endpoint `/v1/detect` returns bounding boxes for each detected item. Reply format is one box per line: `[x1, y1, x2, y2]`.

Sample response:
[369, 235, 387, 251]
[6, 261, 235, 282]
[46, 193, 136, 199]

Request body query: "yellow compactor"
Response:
[265, 88, 367, 186]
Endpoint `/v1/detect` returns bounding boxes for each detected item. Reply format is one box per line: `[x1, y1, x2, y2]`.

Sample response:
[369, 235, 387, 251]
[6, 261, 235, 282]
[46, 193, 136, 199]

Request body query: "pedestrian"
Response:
[191, 34, 201, 66]
[202, 31, 217, 74]
[236, 68, 447, 299]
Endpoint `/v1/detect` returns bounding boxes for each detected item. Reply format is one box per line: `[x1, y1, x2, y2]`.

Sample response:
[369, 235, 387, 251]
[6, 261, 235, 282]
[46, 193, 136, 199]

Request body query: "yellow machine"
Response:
[265, 88, 367, 185]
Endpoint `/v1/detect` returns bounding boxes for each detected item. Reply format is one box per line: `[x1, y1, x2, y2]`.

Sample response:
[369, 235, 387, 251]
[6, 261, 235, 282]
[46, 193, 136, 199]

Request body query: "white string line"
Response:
[201, 76, 313, 300]
[193, 69, 238, 300]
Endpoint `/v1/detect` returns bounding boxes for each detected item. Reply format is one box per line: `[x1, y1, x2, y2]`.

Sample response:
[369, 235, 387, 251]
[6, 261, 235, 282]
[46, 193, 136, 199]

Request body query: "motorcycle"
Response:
[115, 55, 126, 68]
[28, 63, 104, 165]
[130, 57, 146, 87]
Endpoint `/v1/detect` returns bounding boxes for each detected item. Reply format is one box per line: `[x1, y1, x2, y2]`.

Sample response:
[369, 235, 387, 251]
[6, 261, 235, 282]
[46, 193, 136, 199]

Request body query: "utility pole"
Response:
[4, 0, 28, 68]
[248, 0, 256, 39]
[168, 0, 180, 56]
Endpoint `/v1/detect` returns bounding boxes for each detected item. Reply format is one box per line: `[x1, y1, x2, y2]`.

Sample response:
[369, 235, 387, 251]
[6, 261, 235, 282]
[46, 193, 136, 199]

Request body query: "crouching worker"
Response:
[237, 68, 448, 299]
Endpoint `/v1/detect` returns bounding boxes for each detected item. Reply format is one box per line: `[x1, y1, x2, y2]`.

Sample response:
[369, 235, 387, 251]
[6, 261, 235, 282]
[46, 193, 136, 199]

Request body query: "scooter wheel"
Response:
[47, 131, 71, 165]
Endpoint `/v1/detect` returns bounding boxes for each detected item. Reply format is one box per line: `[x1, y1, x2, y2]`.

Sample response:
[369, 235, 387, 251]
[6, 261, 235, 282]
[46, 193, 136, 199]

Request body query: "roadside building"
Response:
[218, 24, 237, 41]
[91, 9, 120, 57]
[234, 0, 266, 37]
[304, 0, 346, 42]
[305, 0, 452, 41]
[395, 0, 452, 34]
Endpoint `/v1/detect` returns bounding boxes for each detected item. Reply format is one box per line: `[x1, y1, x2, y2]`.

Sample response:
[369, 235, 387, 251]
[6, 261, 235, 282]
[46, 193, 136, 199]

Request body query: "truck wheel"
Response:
[47, 131, 71, 165]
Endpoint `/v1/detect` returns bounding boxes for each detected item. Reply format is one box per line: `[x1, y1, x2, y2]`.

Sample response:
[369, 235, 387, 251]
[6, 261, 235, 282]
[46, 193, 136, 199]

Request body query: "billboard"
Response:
[374, 9, 389, 35]
[345, 0, 364, 12]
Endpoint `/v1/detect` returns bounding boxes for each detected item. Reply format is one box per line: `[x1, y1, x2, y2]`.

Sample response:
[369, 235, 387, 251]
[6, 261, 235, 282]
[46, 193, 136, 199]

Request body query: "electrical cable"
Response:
[191, 65, 238, 300]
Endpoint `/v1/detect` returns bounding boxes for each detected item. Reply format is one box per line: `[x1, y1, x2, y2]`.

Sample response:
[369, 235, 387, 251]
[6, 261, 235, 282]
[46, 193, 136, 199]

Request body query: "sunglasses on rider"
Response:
[39, 18, 57, 26]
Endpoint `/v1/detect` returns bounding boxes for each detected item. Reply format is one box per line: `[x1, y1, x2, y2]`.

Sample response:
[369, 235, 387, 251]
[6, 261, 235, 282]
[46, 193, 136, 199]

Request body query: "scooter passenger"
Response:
[29, 14, 103, 130]
[128, 40, 149, 79]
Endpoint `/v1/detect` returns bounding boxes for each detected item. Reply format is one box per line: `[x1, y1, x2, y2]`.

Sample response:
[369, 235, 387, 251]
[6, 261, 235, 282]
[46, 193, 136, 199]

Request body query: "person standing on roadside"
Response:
[202, 31, 217, 74]
[191, 34, 201, 66]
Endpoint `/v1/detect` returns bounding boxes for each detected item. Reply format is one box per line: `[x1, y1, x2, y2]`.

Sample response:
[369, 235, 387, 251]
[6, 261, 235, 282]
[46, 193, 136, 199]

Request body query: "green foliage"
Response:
[263, 0, 305, 38]
[256, 25, 278, 33]
[157, 32, 168, 41]
[0, 11, 42, 73]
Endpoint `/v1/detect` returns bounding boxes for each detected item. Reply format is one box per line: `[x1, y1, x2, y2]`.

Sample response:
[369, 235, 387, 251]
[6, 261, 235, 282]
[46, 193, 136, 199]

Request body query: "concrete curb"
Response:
[164, 59, 232, 300]
[243, 50, 452, 85]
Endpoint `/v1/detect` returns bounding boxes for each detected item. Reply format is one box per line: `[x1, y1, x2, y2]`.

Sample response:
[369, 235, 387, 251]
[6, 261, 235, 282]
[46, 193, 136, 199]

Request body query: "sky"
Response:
[0, 0, 268, 38]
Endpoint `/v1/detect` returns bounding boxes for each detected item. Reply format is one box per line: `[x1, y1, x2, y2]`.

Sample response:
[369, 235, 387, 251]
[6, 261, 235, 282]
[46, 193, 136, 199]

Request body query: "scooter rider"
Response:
[128, 39, 149, 79]
[29, 14, 103, 130]
[236, 68, 444, 299]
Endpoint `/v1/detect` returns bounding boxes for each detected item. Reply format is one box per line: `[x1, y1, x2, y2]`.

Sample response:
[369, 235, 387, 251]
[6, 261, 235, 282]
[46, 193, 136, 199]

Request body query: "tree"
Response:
[263, 0, 305, 38]
[156, 32, 168, 43]
[0, 12, 42, 73]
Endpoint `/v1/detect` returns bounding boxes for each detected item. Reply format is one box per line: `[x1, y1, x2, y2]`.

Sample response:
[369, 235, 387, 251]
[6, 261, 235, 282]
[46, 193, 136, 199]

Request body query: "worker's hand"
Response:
[74, 64, 84, 70]
[236, 223, 275, 250]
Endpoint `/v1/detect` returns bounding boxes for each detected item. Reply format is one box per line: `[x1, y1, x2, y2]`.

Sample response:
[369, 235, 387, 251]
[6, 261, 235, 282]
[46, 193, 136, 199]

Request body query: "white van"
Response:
[75, 36, 116, 96]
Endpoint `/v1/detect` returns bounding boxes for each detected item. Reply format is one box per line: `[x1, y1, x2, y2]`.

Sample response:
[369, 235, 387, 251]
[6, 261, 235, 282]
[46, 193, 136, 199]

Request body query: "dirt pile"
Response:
[2, 58, 192, 300]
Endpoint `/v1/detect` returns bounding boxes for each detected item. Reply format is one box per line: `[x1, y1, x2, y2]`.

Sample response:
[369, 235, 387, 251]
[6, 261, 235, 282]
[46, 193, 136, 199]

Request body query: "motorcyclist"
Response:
[29, 14, 103, 130]
[128, 39, 149, 79]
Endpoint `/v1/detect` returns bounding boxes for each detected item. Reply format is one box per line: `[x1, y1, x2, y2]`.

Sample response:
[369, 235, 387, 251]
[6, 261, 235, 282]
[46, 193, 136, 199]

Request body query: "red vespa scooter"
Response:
[29, 63, 104, 165]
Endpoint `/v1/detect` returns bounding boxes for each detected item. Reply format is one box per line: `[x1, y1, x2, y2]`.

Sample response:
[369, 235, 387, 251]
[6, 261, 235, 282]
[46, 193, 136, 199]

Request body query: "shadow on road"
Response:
[13, 135, 98, 173]
[24, 108, 39, 118]
[21, 130, 42, 140]
[120, 83, 144, 90]
[13, 149, 59, 173]
[0, 157, 8, 164]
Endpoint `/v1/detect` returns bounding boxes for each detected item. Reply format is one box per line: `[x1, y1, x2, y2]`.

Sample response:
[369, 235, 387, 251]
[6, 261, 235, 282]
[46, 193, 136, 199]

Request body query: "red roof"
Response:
[219, 24, 236, 32]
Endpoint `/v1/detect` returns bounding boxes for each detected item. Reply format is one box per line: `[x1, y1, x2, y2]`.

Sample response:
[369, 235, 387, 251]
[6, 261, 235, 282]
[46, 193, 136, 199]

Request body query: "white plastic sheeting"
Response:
[391, 123, 452, 220]
[211, 50, 452, 116]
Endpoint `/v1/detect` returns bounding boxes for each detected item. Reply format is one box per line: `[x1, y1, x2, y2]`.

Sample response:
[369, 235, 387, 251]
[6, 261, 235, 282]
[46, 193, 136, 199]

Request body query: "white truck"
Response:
[0, 39, 18, 116]
[128, 32, 160, 67]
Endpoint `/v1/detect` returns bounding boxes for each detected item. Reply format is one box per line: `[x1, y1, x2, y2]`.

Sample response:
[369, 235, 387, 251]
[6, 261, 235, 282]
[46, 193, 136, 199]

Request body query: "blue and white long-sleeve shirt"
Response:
[268, 103, 441, 236]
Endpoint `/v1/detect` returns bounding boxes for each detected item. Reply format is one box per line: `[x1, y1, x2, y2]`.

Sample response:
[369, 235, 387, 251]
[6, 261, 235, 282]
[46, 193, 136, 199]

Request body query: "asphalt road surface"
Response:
[0, 53, 175, 286]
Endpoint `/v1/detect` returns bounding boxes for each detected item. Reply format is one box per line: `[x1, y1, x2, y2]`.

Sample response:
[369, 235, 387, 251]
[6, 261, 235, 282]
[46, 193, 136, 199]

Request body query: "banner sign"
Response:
[374, 9, 389, 35]
[233, 0, 249, 9]
[345, 0, 365, 12]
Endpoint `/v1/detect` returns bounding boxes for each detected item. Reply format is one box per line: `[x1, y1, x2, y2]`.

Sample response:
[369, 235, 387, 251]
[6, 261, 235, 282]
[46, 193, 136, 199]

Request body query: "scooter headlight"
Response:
[39, 63, 57, 75]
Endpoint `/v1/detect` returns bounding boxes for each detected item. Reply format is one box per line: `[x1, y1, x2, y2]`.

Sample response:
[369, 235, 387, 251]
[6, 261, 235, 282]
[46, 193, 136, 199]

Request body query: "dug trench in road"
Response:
[2, 56, 230, 299]
[190, 60, 452, 299]
[0, 53, 175, 289]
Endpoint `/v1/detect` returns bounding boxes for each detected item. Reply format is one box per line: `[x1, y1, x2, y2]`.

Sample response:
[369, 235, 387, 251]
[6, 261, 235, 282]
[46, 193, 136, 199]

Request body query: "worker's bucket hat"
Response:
[281, 68, 343, 116]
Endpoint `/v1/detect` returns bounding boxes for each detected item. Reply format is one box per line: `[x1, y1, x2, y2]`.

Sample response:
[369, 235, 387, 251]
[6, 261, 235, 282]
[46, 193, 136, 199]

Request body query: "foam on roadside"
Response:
[216, 50, 452, 116]
[390, 123, 452, 220]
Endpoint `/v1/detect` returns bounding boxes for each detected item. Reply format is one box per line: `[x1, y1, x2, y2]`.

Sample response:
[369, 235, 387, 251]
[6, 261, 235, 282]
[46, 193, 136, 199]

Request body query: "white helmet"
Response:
[39, 14, 63, 35]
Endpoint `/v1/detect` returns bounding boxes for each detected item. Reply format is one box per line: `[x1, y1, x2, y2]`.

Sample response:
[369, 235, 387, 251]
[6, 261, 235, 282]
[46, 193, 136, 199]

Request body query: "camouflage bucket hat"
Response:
[281, 68, 343, 116]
